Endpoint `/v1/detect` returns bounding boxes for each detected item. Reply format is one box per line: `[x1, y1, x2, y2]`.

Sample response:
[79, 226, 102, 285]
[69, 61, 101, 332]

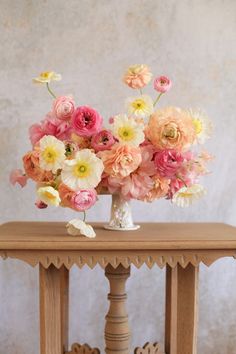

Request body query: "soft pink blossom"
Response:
[154, 149, 184, 178]
[91, 130, 116, 152]
[9, 169, 28, 188]
[35, 200, 48, 209]
[52, 96, 75, 121]
[71, 189, 97, 211]
[71, 106, 103, 137]
[123, 64, 152, 89]
[105, 145, 156, 200]
[154, 76, 172, 93]
[29, 113, 71, 146]
[142, 175, 170, 202]
[99, 144, 142, 178]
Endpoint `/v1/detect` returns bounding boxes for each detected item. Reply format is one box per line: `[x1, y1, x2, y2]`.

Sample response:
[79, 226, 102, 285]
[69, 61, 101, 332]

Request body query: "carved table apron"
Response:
[0, 222, 236, 354]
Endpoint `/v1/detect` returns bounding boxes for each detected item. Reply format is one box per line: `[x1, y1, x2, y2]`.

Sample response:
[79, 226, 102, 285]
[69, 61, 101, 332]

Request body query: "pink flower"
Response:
[71, 189, 97, 211]
[9, 169, 28, 188]
[105, 145, 156, 200]
[35, 200, 48, 209]
[71, 106, 103, 137]
[99, 144, 142, 178]
[52, 96, 75, 121]
[29, 113, 71, 146]
[142, 175, 170, 202]
[154, 149, 184, 178]
[154, 76, 172, 93]
[91, 130, 116, 152]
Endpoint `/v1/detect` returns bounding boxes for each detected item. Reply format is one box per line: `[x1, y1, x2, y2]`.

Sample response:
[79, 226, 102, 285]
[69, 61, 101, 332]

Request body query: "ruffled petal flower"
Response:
[154, 76, 172, 93]
[188, 109, 213, 144]
[172, 184, 206, 207]
[37, 186, 61, 207]
[33, 71, 61, 84]
[9, 169, 28, 188]
[123, 64, 152, 89]
[126, 95, 154, 118]
[66, 219, 96, 238]
[111, 114, 145, 147]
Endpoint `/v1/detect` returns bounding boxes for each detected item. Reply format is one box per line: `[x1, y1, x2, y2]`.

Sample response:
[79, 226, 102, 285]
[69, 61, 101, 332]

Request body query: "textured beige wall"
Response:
[0, 0, 236, 353]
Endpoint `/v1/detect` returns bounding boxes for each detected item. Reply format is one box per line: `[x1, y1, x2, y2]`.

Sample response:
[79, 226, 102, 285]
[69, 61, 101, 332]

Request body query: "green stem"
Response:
[153, 92, 163, 107]
[83, 211, 86, 222]
[139, 88, 143, 95]
[46, 82, 56, 98]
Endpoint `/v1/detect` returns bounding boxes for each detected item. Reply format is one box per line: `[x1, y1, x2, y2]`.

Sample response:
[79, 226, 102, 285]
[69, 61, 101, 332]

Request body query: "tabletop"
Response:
[0, 222, 236, 269]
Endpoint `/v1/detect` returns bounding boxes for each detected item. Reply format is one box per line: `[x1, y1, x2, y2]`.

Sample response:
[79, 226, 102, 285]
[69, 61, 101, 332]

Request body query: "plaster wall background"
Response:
[0, 1, 236, 353]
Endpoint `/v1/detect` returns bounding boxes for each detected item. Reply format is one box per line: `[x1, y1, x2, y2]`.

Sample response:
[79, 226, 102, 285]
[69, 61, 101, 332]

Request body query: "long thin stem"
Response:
[153, 92, 163, 107]
[46, 82, 56, 98]
[83, 211, 86, 222]
[139, 88, 143, 95]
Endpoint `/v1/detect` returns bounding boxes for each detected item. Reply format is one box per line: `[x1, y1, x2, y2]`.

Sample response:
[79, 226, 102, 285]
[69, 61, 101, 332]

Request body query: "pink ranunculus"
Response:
[52, 96, 75, 121]
[35, 200, 48, 209]
[71, 189, 97, 211]
[9, 169, 28, 188]
[29, 113, 72, 146]
[91, 130, 116, 152]
[154, 149, 184, 178]
[71, 106, 103, 137]
[154, 76, 172, 93]
[142, 175, 170, 202]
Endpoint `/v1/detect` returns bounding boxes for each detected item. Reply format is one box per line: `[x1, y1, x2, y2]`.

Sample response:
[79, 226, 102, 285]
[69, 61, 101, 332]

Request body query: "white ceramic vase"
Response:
[104, 194, 140, 231]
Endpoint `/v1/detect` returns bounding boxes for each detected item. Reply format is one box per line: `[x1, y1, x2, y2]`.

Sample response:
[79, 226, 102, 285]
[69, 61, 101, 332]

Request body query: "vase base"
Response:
[104, 224, 140, 231]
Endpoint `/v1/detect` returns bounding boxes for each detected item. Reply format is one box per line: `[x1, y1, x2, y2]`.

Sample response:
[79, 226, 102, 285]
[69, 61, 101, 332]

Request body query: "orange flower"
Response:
[99, 144, 142, 178]
[58, 183, 74, 208]
[123, 64, 152, 89]
[145, 107, 196, 150]
[23, 150, 54, 183]
[143, 175, 170, 202]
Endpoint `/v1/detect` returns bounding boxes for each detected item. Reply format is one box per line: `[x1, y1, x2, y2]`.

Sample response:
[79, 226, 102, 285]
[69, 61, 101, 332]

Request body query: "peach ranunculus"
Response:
[58, 183, 74, 208]
[23, 150, 54, 183]
[145, 107, 196, 151]
[142, 175, 170, 202]
[99, 144, 142, 178]
[123, 64, 152, 89]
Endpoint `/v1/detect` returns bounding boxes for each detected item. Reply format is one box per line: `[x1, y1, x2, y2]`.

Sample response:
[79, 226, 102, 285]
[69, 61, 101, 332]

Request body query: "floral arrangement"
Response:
[10, 65, 213, 237]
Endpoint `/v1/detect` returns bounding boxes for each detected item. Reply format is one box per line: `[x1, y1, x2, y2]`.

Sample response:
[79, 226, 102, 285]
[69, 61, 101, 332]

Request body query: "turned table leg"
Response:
[165, 264, 199, 354]
[105, 264, 131, 354]
[40, 265, 69, 354]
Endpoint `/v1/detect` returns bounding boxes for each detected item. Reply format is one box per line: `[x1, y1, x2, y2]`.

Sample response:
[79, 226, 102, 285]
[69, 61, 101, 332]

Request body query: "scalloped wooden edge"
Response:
[0, 249, 236, 269]
[65, 343, 100, 354]
[134, 342, 165, 354]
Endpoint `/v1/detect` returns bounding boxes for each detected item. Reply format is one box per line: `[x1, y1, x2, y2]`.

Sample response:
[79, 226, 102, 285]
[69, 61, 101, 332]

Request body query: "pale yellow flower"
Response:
[66, 219, 96, 238]
[39, 135, 66, 173]
[33, 71, 62, 84]
[188, 109, 213, 144]
[37, 186, 61, 207]
[126, 95, 154, 118]
[61, 149, 104, 190]
[172, 184, 206, 207]
[111, 114, 145, 147]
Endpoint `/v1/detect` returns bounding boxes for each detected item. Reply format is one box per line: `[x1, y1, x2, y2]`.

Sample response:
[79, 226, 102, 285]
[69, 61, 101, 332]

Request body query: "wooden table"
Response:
[0, 222, 236, 354]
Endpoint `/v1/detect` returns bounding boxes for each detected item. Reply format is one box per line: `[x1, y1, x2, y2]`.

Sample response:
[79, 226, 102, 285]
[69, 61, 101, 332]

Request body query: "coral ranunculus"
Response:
[145, 107, 196, 151]
[52, 96, 75, 121]
[99, 144, 142, 178]
[23, 150, 54, 182]
[123, 64, 152, 89]
[71, 106, 103, 137]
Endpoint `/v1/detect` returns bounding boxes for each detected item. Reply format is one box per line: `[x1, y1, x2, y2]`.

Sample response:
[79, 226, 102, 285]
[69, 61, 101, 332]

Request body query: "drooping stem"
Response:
[82, 211, 86, 222]
[153, 92, 163, 107]
[46, 82, 56, 99]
